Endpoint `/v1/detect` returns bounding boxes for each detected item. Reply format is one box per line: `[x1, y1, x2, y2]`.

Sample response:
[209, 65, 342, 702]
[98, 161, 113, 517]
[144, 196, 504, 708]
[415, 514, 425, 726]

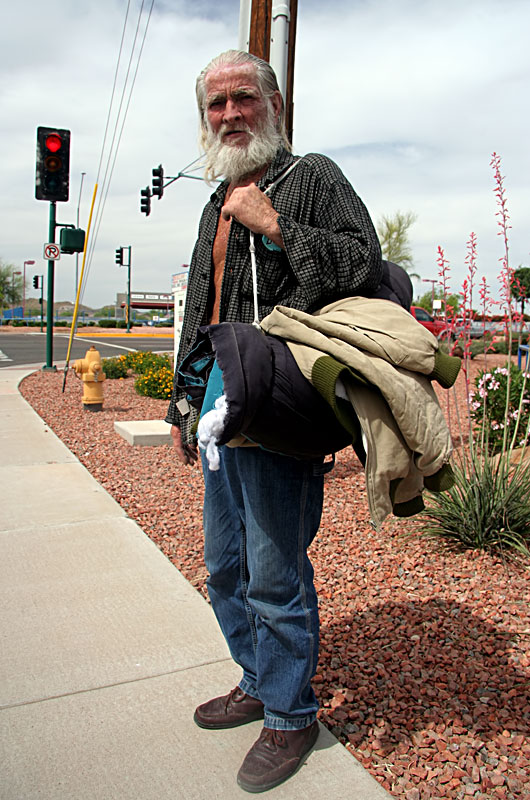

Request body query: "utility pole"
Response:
[284, 0, 297, 143]
[247, 0, 298, 145]
[248, 0, 271, 60]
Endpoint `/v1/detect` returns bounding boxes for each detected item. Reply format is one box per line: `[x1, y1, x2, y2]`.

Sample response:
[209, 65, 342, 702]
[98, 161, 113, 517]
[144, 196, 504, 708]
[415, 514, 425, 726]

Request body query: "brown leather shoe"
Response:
[194, 686, 264, 729]
[237, 721, 319, 793]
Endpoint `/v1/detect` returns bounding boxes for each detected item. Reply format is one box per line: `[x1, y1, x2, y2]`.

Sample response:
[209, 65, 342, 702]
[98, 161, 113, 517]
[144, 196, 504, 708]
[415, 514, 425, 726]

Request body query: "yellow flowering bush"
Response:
[102, 351, 174, 398]
[125, 351, 172, 375]
[134, 365, 174, 399]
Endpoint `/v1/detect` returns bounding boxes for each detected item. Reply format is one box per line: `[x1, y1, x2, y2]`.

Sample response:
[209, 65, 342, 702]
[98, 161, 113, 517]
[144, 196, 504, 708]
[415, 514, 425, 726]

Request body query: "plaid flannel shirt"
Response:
[166, 147, 382, 443]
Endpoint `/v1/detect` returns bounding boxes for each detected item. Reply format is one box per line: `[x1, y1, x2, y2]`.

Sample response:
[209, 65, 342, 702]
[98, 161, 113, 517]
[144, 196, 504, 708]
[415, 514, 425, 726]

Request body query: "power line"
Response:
[80, 0, 155, 303]
[96, 0, 132, 185]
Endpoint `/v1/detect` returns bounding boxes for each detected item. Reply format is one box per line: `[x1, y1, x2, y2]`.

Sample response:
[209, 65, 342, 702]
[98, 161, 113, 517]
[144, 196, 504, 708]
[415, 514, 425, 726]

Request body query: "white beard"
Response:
[204, 107, 282, 183]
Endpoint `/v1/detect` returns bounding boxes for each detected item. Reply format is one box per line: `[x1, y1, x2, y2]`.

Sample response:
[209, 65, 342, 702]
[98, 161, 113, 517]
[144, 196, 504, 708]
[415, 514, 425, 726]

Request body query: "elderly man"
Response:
[166, 49, 382, 792]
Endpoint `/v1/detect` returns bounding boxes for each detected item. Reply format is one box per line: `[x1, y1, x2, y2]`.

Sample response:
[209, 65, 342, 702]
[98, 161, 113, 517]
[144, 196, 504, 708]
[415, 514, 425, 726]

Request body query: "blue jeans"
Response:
[201, 446, 325, 730]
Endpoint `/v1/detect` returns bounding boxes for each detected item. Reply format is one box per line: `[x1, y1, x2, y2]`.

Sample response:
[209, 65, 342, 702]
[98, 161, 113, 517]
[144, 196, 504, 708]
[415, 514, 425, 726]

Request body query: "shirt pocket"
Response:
[240, 247, 295, 305]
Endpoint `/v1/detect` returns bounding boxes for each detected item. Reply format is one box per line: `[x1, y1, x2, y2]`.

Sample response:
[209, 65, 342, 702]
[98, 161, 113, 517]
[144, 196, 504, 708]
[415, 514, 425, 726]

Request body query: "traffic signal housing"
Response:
[140, 186, 151, 216]
[60, 227, 86, 254]
[33, 276, 39, 289]
[115, 247, 123, 266]
[152, 164, 164, 198]
[35, 126, 70, 202]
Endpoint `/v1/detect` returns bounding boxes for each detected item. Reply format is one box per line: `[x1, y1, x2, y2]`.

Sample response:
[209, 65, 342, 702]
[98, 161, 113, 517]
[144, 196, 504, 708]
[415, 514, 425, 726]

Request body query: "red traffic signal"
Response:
[45, 133, 62, 153]
[36, 126, 70, 202]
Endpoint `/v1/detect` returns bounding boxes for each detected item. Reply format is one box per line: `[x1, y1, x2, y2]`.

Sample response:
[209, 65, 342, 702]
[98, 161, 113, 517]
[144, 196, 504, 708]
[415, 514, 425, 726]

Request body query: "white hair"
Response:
[196, 49, 291, 155]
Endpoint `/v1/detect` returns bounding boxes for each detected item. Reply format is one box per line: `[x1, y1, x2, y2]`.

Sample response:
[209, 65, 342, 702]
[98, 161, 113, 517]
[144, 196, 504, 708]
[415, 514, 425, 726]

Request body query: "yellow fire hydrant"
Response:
[73, 346, 106, 411]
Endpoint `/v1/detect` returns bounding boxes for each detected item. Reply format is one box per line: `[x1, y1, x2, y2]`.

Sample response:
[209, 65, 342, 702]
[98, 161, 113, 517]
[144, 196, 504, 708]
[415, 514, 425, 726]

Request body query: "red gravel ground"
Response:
[19, 358, 530, 800]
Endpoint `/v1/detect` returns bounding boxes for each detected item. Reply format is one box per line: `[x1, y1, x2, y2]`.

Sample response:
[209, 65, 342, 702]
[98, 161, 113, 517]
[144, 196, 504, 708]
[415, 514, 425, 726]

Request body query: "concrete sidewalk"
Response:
[0, 366, 392, 800]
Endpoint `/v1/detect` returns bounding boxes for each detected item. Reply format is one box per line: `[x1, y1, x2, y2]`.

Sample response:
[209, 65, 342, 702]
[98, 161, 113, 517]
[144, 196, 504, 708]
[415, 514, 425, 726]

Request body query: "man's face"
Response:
[204, 64, 279, 149]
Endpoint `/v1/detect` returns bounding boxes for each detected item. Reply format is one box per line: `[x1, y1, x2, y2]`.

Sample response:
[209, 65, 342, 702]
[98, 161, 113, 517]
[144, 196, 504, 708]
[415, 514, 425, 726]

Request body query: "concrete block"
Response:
[114, 419, 172, 446]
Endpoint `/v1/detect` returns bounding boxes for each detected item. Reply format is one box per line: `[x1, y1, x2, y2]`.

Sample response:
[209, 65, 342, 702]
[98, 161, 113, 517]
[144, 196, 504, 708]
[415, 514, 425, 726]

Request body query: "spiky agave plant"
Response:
[421, 449, 530, 558]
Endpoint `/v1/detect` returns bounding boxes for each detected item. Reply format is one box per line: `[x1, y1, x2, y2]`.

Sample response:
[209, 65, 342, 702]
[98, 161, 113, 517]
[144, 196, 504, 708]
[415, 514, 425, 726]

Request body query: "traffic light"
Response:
[115, 247, 123, 266]
[152, 164, 164, 198]
[140, 186, 151, 216]
[33, 276, 39, 289]
[60, 227, 85, 254]
[35, 126, 70, 202]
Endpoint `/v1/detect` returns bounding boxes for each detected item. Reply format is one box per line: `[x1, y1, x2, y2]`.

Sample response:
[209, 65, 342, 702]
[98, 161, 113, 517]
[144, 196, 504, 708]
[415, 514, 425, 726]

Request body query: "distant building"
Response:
[172, 266, 189, 347]
[117, 291, 173, 313]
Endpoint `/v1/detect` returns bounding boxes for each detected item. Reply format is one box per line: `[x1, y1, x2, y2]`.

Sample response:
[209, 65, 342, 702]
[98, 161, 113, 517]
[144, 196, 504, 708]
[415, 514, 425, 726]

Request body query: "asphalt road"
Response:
[0, 332, 174, 369]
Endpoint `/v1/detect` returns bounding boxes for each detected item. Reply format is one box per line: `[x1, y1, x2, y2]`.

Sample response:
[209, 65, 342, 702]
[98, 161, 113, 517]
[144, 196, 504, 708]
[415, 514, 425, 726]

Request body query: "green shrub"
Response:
[101, 355, 129, 379]
[134, 365, 174, 399]
[98, 319, 117, 328]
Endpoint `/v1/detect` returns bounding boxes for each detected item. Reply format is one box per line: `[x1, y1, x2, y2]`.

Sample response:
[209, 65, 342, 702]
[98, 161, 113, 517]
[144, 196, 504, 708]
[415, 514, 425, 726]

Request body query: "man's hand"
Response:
[222, 184, 284, 249]
[171, 424, 198, 466]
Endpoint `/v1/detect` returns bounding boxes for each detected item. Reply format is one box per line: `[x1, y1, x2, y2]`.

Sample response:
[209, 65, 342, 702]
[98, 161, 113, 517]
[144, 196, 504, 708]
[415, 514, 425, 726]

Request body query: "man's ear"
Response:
[271, 90, 283, 121]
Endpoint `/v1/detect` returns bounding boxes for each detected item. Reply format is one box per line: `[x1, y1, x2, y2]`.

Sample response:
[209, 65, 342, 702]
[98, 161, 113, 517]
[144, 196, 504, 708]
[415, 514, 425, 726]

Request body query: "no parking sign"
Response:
[43, 243, 61, 261]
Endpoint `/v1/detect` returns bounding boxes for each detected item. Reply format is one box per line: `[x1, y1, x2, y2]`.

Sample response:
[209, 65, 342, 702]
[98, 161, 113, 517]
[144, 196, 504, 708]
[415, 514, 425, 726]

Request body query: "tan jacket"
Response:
[261, 297, 456, 530]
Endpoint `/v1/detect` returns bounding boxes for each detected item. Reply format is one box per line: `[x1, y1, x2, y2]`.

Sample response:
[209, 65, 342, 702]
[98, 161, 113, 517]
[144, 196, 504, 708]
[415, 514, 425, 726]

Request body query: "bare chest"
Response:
[212, 212, 232, 268]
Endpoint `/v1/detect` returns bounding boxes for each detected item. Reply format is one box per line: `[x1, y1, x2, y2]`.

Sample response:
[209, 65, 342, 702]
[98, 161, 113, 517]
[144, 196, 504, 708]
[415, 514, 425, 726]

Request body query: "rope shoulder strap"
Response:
[249, 157, 303, 328]
[263, 157, 302, 197]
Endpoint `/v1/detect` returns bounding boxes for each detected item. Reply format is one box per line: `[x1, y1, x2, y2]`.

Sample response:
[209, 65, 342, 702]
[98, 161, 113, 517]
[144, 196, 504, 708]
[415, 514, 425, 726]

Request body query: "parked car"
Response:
[452, 318, 487, 339]
[448, 318, 511, 340]
[410, 306, 447, 337]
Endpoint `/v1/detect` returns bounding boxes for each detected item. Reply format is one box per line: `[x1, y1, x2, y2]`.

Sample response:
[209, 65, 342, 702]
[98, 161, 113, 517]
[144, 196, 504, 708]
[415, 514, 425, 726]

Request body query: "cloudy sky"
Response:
[2, 0, 529, 310]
